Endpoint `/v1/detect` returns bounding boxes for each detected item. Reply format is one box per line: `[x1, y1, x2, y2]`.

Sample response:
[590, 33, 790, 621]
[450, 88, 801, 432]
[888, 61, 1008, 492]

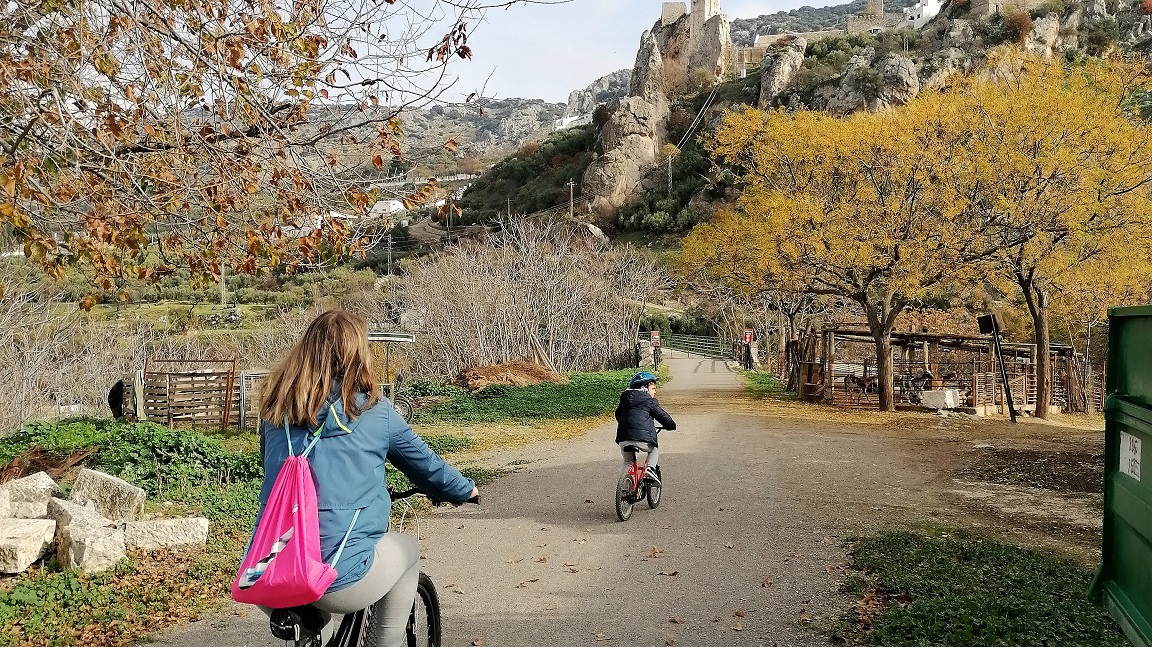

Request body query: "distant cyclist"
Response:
[615, 371, 676, 484]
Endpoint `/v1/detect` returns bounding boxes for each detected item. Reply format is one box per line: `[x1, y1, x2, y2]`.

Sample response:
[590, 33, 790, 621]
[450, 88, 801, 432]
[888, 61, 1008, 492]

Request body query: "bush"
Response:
[1030, 0, 1068, 18]
[1085, 18, 1120, 55]
[1004, 9, 1034, 42]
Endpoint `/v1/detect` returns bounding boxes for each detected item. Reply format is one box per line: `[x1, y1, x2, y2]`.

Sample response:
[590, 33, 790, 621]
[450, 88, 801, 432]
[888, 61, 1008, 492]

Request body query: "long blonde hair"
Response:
[261, 310, 380, 427]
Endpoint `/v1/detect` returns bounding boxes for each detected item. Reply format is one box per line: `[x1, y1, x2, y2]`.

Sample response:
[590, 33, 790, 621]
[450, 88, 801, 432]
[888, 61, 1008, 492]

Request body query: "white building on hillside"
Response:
[903, 0, 944, 29]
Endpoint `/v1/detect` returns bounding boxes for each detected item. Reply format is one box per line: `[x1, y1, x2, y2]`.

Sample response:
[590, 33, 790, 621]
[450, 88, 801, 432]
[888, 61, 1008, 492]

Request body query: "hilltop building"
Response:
[847, 0, 907, 34]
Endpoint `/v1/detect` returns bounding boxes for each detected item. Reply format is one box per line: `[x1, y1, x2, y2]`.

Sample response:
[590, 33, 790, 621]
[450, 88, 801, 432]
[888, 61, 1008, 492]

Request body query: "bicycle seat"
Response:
[270, 605, 329, 643]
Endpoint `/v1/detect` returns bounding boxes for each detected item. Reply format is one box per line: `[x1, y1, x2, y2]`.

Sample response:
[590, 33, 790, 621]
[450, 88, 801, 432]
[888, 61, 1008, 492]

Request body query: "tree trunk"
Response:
[874, 332, 896, 412]
[1021, 283, 1052, 419]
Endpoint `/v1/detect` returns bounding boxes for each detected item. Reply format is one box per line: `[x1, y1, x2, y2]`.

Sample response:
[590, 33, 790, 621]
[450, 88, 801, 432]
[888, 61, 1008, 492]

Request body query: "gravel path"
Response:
[151, 355, 945, 647]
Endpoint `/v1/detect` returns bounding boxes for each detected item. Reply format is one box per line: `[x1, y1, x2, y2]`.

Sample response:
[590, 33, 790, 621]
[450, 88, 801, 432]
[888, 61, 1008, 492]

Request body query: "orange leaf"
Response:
[373, 155, 384, 169]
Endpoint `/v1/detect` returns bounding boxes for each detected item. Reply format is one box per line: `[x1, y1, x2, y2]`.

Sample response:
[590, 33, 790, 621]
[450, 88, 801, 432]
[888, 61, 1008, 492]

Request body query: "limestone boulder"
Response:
[758, 36, 807, 108]
[46, 498, 114, 543]
[1027, 14, 1063, 58]
[826, 53, 920, 114]
[59, 524, 126, 573]
[125, 518, 210, 550]
[922, 48, 970, 91]
[0, 519, 56, 573]
[632, 28, 670, 104]
[688, 14, 733, 82]
[564, 69, 631, 119]
[13, 501, 49, 519]
[1085, 0, 1109, 19]
[583, 96, 666, 224]
[69, 469, 146, 522]
[3, 471, 61, 505]
[0, 487, 10, 518]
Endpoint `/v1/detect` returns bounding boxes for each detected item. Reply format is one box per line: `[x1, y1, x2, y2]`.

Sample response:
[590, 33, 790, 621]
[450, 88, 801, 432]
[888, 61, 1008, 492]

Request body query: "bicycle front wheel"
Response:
[615, 474, 635, 521]
[393, 397, 414, 423]
[647, 481, 661, 509]
[406, 571, 441, 647]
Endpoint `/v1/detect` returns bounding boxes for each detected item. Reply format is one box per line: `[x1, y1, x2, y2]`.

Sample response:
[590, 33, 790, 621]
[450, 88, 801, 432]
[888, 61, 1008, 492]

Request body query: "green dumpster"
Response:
[1093, 305, 1152, 647]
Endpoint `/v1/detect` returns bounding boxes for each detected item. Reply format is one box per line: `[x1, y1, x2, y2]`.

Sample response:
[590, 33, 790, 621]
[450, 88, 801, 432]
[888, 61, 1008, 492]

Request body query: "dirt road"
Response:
[153, 354, 1103, 646]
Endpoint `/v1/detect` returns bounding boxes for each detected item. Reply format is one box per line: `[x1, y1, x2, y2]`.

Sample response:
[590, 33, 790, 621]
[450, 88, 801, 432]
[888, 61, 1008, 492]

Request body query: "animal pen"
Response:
[793, 328, 1104, 414]
[128, 359, 269, 429]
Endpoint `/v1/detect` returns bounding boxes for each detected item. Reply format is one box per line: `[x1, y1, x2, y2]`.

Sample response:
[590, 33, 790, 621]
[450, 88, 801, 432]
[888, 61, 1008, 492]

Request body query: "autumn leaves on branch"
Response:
[0, 0, 517, 305]
[683, 54, 1152, 413]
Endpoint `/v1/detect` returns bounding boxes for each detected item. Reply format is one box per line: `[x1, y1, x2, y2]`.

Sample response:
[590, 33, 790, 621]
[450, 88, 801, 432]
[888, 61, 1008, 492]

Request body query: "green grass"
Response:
[411, 369, 637, 424]
[742, 371, 790, 397]
[835, 529, 1126, 647]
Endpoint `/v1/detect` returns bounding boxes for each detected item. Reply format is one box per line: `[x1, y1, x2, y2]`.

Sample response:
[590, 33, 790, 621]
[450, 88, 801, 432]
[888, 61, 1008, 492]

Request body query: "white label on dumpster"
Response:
[1121, 431, 1142, 481]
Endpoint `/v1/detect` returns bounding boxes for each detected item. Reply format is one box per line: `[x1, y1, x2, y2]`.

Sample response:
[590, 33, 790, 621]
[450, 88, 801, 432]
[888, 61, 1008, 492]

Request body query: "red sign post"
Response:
[743, 328, 754, 344]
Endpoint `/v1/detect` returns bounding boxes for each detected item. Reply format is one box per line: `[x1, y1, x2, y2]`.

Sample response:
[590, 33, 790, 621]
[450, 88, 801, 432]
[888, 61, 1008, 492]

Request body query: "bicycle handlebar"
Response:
[389, 487, 481, 507]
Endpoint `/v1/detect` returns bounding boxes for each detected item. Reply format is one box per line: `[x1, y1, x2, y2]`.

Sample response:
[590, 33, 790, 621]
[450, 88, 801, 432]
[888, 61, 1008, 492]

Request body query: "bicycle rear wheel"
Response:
[615, 474, 635, 521]
[406, 572, 441, 647]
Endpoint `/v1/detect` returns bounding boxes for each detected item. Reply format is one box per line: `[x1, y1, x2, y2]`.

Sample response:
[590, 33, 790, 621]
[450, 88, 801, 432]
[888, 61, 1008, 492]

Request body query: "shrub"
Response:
[1004, 9, 1034, 43]
[1084, 18, 1120, 55]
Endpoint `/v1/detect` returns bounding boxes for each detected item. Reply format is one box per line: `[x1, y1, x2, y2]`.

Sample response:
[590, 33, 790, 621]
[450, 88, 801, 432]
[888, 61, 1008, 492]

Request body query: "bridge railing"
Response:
[664, 334, 727, 359]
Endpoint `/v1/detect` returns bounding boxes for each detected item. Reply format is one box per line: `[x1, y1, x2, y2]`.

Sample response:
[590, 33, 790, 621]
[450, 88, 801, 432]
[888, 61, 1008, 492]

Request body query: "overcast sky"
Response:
[437, 1, 827, 104]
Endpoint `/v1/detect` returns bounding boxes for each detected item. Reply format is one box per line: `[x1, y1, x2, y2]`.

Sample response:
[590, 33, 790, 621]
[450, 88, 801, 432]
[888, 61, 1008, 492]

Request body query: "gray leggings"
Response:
[619, 442, 660, 478]
[262, 531, 420, 647]
[317, 531, 420, 647]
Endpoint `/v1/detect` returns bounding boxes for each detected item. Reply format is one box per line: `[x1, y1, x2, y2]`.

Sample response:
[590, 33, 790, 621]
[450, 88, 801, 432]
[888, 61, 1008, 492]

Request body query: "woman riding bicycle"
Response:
[254, 310, 478, 646]
[615, 371, 676, 484]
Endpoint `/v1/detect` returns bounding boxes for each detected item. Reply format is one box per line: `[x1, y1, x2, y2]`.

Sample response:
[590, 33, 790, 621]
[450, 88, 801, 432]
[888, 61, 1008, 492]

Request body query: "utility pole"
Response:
[567, 179, 575, 220]
[667, 154, 674, 198]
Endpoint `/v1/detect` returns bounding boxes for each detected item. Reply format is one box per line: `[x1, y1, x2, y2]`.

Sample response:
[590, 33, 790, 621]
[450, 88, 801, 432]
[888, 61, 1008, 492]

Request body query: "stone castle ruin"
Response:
[581, 1, 733, 223]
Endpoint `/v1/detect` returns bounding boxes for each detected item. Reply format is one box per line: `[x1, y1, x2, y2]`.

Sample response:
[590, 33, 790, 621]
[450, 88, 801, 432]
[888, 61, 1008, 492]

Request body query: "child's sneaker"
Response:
[643, 466, 661, 484]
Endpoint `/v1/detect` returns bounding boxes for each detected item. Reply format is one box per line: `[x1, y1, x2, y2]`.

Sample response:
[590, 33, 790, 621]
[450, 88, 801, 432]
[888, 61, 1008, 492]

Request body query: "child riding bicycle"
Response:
[615, 371, 676, 484]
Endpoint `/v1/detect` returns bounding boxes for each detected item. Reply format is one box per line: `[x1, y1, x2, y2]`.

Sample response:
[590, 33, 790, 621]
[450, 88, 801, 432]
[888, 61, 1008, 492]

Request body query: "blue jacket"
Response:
[256, 393, 475, 592]
[614, 388, 676, 447]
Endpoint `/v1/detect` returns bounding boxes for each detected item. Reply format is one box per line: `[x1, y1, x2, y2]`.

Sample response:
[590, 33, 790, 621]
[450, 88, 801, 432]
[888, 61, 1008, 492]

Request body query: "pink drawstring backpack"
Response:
[231, 411, 360, 609]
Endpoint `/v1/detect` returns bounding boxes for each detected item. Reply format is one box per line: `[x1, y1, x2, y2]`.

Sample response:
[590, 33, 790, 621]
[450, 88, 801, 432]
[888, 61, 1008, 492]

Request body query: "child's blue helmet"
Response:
[630, 371, 658, 389]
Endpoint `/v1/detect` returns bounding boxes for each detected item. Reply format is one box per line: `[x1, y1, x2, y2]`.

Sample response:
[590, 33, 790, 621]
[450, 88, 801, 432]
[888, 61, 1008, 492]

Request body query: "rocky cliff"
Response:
[582, 13, 734, 225]
[563, 70, 632, 119]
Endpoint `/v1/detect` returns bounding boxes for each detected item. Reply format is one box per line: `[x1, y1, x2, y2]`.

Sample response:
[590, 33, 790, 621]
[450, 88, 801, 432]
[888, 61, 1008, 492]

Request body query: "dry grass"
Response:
[416, 415, 610, 455]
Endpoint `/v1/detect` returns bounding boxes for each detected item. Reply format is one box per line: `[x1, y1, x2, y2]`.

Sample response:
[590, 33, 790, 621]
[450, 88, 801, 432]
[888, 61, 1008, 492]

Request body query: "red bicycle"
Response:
[615, 440, 662, 521]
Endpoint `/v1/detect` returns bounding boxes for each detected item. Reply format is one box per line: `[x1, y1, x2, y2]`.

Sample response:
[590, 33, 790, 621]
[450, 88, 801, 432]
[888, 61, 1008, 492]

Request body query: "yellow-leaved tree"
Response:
[962, 55, 1152, 417]
[685, 55, 1152, 415]
[684, 102, 999, 411]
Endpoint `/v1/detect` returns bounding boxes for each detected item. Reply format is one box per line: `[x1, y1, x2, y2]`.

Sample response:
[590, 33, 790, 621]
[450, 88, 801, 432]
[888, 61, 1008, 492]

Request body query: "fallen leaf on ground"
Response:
[593, 632, 612, 641]
[564, 561, 577, 567]
[669, 616, 684, 624]
[538, 543, 548, 547]
[734, 609, 746, 618]
[658, 571, 679, 576]
[666, 638, 676, 645]
[545, 602, 558, 611]
[732, 621, 744, 631]
[762, 578, 773, 588]
[647, 546, 664, 559]
[566, 566, 579, 573]
[471, 639, 484, 646]
[457, 524, 465, 529]
[724, 542, 734, 549]
[584, 499, 594, 503]
[537, 556, 548, 563]
[454, 589, 464, 595]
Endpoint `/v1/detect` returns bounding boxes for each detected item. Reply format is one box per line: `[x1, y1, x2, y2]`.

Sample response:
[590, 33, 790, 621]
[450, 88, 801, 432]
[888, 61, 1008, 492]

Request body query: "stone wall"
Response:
[662, 2, 687, 27]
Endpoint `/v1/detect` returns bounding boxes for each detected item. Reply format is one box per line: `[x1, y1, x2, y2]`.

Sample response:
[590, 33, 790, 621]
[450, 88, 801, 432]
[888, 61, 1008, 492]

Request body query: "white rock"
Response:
[13, 501, 49, 519]
[3, 471, 61, 504]
[0, 519, 56, 573]
[46, 498, 114, 543]
[59, 525, 126, 573]
[70, 469, 146, 522]
[0, 487, 10, 518]
[125, 518, 209, 550]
